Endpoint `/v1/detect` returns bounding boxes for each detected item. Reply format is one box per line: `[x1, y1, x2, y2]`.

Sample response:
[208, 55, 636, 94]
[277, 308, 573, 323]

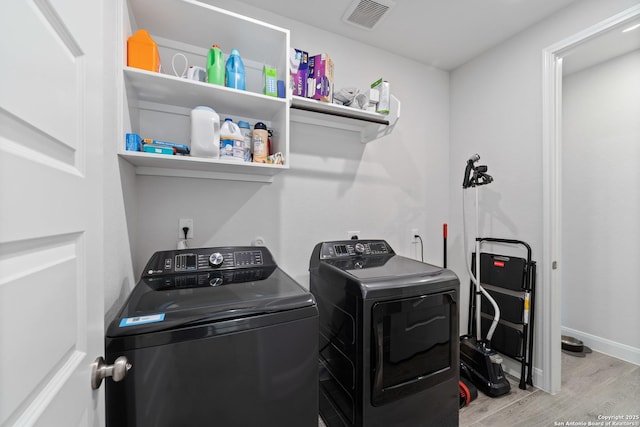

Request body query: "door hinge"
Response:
[552, 261, 558, 270]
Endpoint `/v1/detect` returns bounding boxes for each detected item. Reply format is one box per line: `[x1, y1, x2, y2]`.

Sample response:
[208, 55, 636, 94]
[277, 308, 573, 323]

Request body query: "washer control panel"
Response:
[319, 240, 393, 259]
[143, 246, 271, 277]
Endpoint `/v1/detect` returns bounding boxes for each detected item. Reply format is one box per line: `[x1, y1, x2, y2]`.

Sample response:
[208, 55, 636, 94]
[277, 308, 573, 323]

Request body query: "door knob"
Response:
[91, 356, 131, 390]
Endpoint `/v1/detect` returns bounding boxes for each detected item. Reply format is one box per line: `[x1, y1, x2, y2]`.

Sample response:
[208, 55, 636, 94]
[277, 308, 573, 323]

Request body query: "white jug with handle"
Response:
[190, 106, 220, 158]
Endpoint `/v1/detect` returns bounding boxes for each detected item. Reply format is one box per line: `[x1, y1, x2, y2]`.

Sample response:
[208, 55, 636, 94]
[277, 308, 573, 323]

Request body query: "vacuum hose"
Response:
[461, 155, 501, 342]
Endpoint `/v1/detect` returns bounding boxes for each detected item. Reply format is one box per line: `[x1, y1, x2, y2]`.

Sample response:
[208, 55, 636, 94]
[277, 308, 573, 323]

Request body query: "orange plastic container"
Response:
[127, 29, 160, 72]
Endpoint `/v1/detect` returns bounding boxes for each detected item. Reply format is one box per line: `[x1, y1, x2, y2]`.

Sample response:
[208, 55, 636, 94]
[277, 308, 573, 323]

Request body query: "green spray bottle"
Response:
[207, 44, 224, 85]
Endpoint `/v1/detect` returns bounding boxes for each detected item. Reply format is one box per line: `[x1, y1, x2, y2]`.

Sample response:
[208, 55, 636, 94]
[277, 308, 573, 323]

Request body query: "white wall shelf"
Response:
[118, 0, 290, 182]
[290, 95, 400, 143]
[118, 0, 399, 180]
[118, 150, 287, 183]
[124, 67, 288, 120]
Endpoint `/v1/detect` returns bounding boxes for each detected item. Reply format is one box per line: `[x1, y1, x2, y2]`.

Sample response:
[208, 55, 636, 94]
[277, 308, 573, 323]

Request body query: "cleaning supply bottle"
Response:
[238, 120, 252, 162]
[225, 48, 246, 90]
[207, 44, 224, 85]
[220, 118, 244, 161]
[252, 122, 268, 163]
[190, 106, 220, 158]
[127, 29, 160, 72]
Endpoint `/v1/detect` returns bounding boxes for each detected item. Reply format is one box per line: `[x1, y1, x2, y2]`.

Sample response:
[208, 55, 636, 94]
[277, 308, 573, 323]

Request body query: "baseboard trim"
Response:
[561, 326, 640, 366]
[532, 367, 544, 391]
[500, 356, 547, 393]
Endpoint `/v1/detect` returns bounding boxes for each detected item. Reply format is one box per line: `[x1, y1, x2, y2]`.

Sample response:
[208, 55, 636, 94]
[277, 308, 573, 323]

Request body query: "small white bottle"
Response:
[190, 106, 220, 158]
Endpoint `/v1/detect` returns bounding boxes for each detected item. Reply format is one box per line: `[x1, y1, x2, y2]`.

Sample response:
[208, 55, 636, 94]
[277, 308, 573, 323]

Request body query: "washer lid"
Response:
[106, 266, 314, 337]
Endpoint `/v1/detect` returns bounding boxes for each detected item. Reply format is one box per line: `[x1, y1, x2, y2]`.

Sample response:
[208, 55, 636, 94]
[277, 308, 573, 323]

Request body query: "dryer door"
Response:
[371, 290, 457, 406]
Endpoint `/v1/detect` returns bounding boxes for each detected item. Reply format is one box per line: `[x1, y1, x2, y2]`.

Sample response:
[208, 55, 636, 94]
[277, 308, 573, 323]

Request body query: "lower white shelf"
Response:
[119, 150, 288, 183]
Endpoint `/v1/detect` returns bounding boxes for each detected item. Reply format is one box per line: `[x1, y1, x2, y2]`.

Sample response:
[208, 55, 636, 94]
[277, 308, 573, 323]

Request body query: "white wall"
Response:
[127, 0, 451, 287]
[103, 0, 137, 321]
[449, 0, 640, 384]
[561, 50, 640, 364]
[107, 0, 640, 380]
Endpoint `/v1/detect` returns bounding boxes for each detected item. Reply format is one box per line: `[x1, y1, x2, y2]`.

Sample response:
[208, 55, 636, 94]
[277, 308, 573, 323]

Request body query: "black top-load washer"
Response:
[310, 240, 460, 427]
[105, 246, 318, 427]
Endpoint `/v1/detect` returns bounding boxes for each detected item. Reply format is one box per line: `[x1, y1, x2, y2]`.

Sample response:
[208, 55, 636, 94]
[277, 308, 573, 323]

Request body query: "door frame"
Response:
[541, 3, 640, 394]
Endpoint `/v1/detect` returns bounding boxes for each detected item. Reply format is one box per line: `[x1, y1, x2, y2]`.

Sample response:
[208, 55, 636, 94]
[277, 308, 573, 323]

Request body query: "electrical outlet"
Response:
[411, 228, 419, 243]
[178, 218, 194, 239]
[347, 230, 360, 240]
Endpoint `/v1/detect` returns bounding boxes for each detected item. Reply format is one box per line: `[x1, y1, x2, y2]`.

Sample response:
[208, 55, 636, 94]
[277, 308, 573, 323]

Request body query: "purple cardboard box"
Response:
[307, 53, 334, 102]
[290, 48, 309, 98]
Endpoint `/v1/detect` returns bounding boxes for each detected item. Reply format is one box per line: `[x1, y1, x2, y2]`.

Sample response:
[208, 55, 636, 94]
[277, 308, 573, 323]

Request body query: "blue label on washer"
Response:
[119, 313, 165, 327]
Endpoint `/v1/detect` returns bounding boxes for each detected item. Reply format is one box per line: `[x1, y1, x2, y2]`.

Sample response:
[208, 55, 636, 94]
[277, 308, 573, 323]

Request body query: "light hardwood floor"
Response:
[460, 351, 640, 426]
[318, 351, 639, 426]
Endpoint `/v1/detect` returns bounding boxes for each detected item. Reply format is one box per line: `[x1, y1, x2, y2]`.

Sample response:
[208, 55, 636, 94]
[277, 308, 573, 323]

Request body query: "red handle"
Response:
[443, 223, 448, 239]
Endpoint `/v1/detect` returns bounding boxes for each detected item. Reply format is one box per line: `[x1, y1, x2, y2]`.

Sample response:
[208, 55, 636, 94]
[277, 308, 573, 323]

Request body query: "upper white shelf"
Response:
[124, 67, 288, 120]
[290, 95, 401, 143]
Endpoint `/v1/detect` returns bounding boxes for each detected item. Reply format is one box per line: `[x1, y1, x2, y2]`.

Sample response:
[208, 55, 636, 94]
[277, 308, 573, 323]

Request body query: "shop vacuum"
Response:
[459, 154, 511, 398]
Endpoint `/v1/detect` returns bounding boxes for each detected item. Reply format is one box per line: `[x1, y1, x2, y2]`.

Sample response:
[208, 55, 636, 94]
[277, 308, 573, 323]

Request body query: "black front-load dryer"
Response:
[310, 240, 460, 427]
[105, 246, 318, 427]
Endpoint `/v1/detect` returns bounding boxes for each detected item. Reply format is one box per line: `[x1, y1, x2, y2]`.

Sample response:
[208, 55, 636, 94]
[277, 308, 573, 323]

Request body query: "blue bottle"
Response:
[225, 48, 246, 90]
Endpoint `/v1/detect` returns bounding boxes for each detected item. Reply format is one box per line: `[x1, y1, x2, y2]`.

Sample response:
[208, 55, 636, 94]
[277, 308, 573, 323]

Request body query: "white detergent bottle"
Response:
[190, 106, 220, 158]
[219, 118, 244, 161]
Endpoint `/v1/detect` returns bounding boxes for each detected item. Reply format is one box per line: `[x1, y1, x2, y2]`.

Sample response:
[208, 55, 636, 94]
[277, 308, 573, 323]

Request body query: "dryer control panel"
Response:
[142, 246, 274, 277]
[317, 240, 394, 259]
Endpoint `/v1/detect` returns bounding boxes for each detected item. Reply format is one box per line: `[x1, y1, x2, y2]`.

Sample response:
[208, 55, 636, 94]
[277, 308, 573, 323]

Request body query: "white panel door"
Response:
[0, 0, 105, 425]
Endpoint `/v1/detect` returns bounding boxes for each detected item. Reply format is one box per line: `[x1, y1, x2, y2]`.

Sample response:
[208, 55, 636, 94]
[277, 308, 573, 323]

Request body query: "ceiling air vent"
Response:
[342, 0, 396, 31]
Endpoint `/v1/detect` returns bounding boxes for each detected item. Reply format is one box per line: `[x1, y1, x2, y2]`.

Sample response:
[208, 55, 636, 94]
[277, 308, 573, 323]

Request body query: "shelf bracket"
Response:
[290, 95, 400, 144]
[360, 95, 401, 143]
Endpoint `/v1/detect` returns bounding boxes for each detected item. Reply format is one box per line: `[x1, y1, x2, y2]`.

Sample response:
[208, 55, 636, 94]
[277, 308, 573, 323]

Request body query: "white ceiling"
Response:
[234, 0, 578, 70]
